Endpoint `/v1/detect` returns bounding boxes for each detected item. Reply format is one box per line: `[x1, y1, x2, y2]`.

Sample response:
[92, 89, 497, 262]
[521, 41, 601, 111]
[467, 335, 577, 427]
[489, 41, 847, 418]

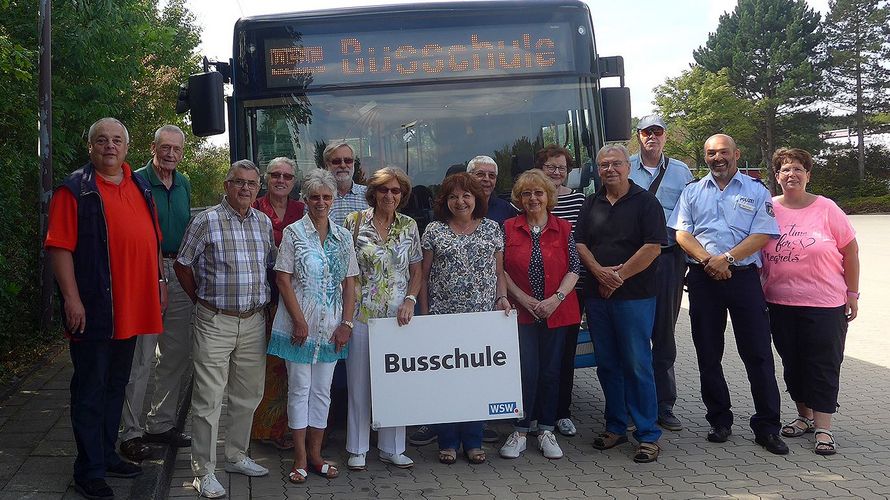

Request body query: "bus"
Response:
[179, 0, 631, 225]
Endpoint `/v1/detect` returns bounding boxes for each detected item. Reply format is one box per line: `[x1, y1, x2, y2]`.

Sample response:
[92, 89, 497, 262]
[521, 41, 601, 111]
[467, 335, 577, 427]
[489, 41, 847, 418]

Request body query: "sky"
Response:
[180, 0, 830, 120]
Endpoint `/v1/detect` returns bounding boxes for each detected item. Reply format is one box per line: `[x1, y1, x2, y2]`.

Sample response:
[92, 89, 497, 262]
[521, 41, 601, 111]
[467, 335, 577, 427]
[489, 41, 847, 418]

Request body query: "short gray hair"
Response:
[226, 159, 260, 181]
[154, 124, 185, 144]
[466, 155, 497, 175]
[322, 141, 356, 164]
[596, 144, 630, 164]
[301, 168, 337, 199]
[267, 156, 297, 176]
[88, 117, 130, 144]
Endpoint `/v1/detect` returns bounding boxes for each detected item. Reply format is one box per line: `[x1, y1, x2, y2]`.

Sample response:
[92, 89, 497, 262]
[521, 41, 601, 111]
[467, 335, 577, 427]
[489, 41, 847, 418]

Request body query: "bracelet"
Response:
[341, 319, 354, 329]
[847, 290, 860, 299]
[159, 277, 168, 284]
[496, 295, 508, 303]
[404, 294, 417, 304]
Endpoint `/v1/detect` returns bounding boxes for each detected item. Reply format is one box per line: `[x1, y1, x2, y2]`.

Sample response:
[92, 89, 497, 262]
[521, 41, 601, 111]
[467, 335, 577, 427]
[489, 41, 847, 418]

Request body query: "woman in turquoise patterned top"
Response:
[268, 169, 358, 484]
[343, 167, 422, 471]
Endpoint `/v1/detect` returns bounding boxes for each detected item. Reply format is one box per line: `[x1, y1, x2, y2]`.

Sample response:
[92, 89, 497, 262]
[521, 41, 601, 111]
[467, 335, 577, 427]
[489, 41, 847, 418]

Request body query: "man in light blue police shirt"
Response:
[628, 115, 693, 432]
[669, 134, 788, 455]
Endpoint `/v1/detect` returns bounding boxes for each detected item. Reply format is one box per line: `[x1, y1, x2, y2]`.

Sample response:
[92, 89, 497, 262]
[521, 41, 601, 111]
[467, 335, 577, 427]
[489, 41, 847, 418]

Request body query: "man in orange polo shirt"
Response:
[45, 117, 165, 500]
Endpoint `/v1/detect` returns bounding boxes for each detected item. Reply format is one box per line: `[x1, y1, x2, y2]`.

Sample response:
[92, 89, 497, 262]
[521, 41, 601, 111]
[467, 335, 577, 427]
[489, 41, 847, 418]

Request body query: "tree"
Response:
[694, 0, 823, 192]
[822, 0, 890, 180]
[654, 66, 757, 168]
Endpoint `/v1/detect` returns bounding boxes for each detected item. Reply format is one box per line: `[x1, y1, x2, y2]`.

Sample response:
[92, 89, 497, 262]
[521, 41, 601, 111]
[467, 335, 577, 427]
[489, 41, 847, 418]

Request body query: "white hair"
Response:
[226, 159, 260, 181]
[466, 155, 498, 175]
[88, 117, 130, 144]
[301, 169, 337, 199]
[154, 124, 185, 144]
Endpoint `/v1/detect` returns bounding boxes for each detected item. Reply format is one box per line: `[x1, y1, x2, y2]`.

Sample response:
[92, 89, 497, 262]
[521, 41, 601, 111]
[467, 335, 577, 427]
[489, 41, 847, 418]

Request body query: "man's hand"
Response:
[330, 324, 352, 352]
[64, 298, 86, 335]
[703, 254, 731, 280]
[594, 264, 624, 289]
[598, 283, 616, 299]
[160, 282, 169, 313]
[290, 318, 309, 346]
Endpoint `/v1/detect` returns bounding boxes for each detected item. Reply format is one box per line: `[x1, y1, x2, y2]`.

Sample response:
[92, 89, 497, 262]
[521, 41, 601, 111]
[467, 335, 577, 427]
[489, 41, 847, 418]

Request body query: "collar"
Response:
[702, 169, 744, 189]
[638, 153, 665, 170]
[221, 196, 257, 221]
[302, 213, 345, 242]
[339, 181, 361, 197]
[594, 179, 644, 203]
[143, 159, 179, 188]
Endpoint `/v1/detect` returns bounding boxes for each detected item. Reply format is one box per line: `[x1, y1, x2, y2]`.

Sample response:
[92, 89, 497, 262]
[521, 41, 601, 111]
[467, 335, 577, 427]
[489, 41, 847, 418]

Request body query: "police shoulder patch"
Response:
[765, 201, 775, 217]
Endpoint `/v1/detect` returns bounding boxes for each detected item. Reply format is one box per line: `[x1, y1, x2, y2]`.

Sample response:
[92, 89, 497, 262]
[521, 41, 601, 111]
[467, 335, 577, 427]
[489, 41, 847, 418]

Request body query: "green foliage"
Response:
[807, 145, 890, 200]
[694, 0, 824, 192]
[0, 0, 202, 359]
[838, 194, 890, 214]
[178, 143, 230, 208]
[654, 66, 758, 167]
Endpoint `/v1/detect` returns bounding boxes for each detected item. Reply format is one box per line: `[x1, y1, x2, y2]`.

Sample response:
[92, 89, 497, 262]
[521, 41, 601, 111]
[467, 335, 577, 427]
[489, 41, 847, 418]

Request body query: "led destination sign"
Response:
[265, 23, 576, 88]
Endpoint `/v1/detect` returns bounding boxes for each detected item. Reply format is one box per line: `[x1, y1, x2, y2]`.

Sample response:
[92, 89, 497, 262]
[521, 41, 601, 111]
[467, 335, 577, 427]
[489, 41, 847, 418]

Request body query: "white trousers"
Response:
[286, 360, 337, 430]
[120, 258, 194, 441]
[346, 320, 406, 455]
[190, 302, 266, 476]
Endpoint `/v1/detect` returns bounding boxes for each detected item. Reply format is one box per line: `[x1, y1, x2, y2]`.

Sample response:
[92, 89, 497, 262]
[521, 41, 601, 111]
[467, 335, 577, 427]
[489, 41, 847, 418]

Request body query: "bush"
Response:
[837, 195, 890, 214]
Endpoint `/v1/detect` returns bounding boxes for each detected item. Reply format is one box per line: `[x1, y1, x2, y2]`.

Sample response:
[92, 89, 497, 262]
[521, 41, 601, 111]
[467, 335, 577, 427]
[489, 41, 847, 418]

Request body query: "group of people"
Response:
[46, 115, 859, 500]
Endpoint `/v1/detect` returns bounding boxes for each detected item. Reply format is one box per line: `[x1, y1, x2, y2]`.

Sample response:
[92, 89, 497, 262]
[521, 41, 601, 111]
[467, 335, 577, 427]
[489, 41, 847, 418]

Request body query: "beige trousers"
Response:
[190, 302, 266, 476]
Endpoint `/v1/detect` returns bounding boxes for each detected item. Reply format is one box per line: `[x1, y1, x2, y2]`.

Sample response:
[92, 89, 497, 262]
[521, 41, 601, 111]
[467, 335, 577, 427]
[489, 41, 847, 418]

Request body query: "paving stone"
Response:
[3, 473, 70, 493]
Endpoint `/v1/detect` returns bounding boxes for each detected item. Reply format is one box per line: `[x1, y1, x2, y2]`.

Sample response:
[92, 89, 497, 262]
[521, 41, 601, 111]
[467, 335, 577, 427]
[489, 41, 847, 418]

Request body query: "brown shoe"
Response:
[120, 437, 151, 462]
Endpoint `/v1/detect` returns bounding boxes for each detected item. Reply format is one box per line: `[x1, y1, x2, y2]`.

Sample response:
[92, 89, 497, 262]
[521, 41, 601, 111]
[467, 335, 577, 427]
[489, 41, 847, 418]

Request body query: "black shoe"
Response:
[755, 433, 789, 455]
[658, 410, 683, 431]
[119, 437, 151, 462]
[143, 428, 192, 447]
[408, 425, 437, 446]
[482, 423, 500, 443]
[106, 460, 143, 478]
[707, 426, 732, 443]
[74, 478, 114, 500]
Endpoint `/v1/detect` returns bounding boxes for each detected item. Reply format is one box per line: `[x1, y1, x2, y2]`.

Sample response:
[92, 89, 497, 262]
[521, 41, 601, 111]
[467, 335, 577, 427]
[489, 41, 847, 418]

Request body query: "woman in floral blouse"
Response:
[267, 169, 358, 484]
[343, 167, 422, 471]
[419, 172, 511, 465]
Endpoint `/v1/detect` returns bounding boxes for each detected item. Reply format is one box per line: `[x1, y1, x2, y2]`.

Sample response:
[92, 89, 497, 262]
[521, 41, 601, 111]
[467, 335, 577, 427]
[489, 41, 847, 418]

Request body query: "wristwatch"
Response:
[341, 320, 354, 329]
[723, 252, 736, 265]
[404, 294, 417, 304]
[555, 291, 566, 301]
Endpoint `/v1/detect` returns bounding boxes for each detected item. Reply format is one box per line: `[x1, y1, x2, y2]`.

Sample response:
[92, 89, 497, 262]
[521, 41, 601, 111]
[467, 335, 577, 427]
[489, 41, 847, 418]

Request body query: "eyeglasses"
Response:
[329, 157, 355, 166]
[598, 161, 626, 171]
[227, 179, 260, 190]
[520, 190, 546, 199]
[308, 194, 334, 202]
[543, 164, 568, 173]
[269, 172, 295, 180]
[472, 171, 498, 180]
[639, 127, 665, 137]
[375, 186, 403, 195]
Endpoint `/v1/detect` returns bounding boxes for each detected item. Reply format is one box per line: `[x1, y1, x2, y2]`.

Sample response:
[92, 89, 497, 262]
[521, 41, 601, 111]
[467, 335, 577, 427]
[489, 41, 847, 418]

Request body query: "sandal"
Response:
[781, 416, 815, 438]
[287, 466, 308, 484]
[272, 434, 295, 451]
[438, 449, 457, 465]
[307, 461, 339, 479]
[814, 429, 836, 456]
[633, 442, 660, 463]
[465, 448, 486, 464]
[592, 431, 628, 450]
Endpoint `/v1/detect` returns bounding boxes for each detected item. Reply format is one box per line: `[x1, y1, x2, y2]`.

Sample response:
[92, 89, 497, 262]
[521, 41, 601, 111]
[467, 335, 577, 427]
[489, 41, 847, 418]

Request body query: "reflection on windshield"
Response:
[246, 80, 594, 226]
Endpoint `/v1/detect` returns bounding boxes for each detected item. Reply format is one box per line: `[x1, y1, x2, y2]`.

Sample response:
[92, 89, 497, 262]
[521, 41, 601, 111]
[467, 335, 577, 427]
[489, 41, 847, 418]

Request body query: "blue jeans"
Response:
[586, 296, 661, 443]
[516, 323, 565, 432]
[437, 421, 483, 451]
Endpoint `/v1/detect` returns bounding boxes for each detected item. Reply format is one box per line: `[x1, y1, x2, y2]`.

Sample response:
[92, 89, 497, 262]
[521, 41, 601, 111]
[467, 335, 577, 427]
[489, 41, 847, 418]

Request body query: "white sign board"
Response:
[368, 310, 523, 428]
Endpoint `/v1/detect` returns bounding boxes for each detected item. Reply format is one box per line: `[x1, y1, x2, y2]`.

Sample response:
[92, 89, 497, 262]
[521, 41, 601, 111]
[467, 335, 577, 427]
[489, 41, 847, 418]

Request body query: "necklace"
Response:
[531, 225, 542, 235]
[450, 220, 475, 235]
[529, 216, 547, 235]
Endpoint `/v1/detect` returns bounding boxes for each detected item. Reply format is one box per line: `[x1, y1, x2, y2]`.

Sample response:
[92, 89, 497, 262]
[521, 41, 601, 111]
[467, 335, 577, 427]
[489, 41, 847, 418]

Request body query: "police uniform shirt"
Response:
[629, 153, 694, 246]
[668, 170, 779, 268]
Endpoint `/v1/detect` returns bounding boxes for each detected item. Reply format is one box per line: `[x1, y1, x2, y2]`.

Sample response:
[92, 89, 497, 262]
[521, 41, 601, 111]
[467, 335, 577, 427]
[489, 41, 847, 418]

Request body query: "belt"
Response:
[197, 298, 264, 319]
[162, 251, 178, 259]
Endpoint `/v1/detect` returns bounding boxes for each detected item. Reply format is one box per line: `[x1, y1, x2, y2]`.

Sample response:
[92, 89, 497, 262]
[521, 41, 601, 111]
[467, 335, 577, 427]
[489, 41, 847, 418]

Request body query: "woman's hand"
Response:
[397, 299, 415, 326]
[496, 295, 513, 315]
[846, 295, 858, 322]
[290, 317, 309, 346]
[331, 323, 352, 352]
[521, 296, 540, 319]
[594, 264, 624, 289]
[532, 295, 560, 319]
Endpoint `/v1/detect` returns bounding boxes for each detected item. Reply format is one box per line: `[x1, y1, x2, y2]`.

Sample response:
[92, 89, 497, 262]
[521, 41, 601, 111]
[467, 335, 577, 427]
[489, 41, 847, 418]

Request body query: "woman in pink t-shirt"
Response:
[760, 148, 860, 456]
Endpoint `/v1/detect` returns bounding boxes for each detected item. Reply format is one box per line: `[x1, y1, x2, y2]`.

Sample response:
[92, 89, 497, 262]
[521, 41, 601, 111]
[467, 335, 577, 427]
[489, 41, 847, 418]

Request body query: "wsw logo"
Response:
[488, 401, 519, 415]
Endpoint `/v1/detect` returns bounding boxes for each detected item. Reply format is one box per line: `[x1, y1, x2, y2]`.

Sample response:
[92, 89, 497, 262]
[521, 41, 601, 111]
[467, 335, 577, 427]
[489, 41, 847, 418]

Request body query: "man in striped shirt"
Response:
[174, 160, 276, 498]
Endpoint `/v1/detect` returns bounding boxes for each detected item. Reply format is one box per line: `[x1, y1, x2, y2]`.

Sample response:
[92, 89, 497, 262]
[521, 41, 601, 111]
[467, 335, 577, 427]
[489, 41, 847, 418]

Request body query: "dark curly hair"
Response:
[771, 147, 813, 173]
[434, 172, 488, 221]
[534, 144, 575, 171]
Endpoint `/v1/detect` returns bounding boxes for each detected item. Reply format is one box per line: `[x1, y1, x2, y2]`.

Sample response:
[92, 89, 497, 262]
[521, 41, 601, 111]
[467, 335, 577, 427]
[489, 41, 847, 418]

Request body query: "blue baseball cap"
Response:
[637, 114, 667, 131]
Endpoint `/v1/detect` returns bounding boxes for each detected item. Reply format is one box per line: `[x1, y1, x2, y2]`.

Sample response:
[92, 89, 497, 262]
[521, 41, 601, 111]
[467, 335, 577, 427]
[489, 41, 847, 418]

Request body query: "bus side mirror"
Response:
[176, 72, 226, 137]
[601, 87, 631, 142]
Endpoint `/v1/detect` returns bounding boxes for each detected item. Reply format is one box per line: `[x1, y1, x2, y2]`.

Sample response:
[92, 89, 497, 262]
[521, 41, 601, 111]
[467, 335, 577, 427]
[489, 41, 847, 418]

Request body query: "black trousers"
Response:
[687, 265, 781, 437]
[557, 290, 585, 420]
[651, 247, 686, 412]
[70, 336, 137, 481]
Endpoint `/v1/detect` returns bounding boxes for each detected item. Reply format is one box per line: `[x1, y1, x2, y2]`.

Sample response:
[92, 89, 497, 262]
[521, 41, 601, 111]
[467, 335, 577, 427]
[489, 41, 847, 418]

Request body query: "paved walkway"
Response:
[2, 215, 889, 499]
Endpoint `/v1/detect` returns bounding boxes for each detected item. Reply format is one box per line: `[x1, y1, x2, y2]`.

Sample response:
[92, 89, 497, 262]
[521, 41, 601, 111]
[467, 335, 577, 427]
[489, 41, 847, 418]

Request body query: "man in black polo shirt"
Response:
[575, 144, 666, 462]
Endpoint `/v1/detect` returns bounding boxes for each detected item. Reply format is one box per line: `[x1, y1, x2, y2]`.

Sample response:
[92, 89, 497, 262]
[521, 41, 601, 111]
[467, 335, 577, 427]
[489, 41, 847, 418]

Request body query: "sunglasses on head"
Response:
[639, 127, 665, 137]
[329, 157, 355, 166]
[269, 172, 295, 180]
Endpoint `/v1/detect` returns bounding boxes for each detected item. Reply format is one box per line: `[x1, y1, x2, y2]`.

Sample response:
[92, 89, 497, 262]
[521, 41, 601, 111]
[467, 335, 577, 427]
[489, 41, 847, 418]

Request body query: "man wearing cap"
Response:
[669, 133, 787, 455]
[120, 124, 194, 462]
[628, 115, 693, 432]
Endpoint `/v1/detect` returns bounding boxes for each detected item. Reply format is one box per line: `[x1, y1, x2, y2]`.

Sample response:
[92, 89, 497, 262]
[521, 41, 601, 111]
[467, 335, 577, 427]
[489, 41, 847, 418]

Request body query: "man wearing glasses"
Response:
[628, 115, 693, 432]
[174, 160, 276, 498]
[323, 141, 369, 226]
[466, 155, 517, 224]
[120, 125, 194, 463]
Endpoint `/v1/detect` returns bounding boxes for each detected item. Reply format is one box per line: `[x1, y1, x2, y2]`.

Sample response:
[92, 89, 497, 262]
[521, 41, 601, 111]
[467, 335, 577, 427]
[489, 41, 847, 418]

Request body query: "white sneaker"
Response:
[223, 456, 269, 477]
[193, 473, 226, 498]
[379, 451, 414, 468]
[347, 452, 367, 470]
[557, 418, 577, 437]
[538, 430, 564, 459]
[499, 431, 527, 459]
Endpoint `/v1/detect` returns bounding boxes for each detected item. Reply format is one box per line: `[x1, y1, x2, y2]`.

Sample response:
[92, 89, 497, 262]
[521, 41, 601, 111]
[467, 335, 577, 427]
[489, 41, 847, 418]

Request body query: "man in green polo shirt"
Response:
[120, 124, 194, 462]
